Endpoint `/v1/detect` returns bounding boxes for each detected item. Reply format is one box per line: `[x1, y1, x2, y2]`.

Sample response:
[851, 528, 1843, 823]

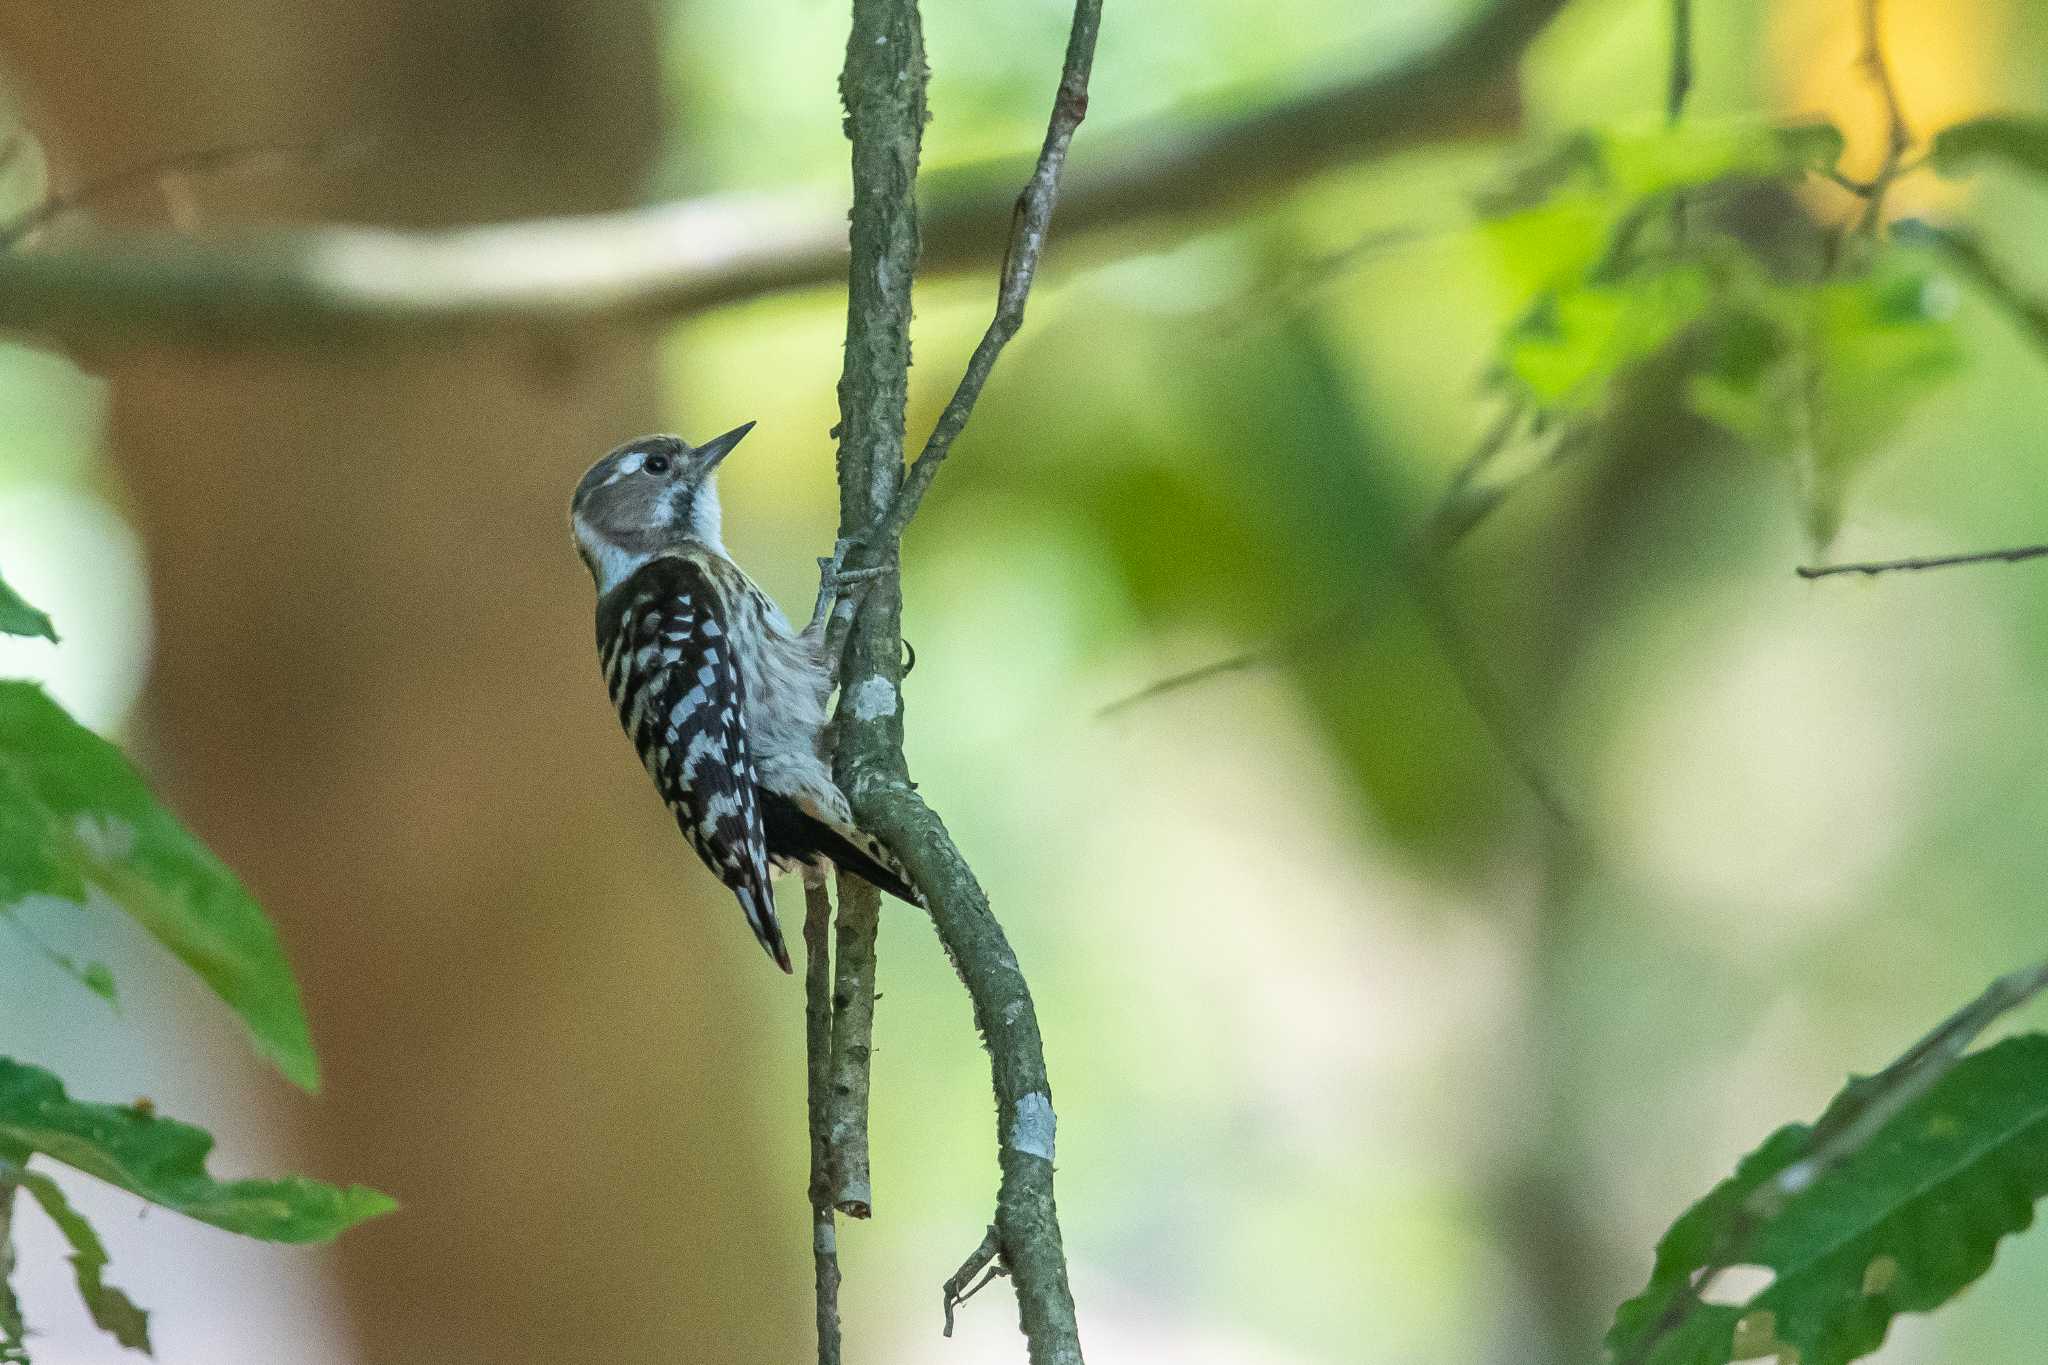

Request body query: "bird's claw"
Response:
[809, 538, 895, 635]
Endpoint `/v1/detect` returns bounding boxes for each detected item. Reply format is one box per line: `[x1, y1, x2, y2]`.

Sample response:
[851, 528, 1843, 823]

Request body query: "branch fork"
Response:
[800, 0, 1098, 1360]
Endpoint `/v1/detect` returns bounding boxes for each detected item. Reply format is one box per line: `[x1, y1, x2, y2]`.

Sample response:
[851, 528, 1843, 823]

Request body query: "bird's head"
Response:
[570, 422, 754, 593]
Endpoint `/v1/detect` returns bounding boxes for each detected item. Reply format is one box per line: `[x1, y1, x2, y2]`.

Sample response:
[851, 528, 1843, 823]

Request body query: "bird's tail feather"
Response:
[762, 794, 925, 908]
[734, 881, 793, 973]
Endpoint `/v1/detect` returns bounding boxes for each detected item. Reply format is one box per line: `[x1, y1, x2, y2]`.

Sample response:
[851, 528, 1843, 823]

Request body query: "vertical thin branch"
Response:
[803, 883, 844, 1365]
[822, 0, 927, 1282]
[825, 873, 881, 1216]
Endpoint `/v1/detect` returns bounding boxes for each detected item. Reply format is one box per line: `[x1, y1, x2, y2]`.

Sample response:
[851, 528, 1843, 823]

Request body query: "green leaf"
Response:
[0, 1158, 150, 1352]
[1607, 1034, 2048, 1365]
[0, 1058, 394, 1242]
[0, 1184, 23, 1365]
[1930, 114, 2048, 179]
[1482, 188, 1621, 298]
[1778, 119, 1847, 175]
[1502, 267, 1713, 411]
[1684, 259, 1961, 546]
[1802, 264, 1963, 544]
[0, 573, 53, 644]
[1600, 119, 1817, 199]
[0, 683, 318, 1090]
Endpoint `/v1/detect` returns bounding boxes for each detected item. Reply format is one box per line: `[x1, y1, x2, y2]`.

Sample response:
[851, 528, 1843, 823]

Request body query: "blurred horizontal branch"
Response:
[0, 0, 1564, 351]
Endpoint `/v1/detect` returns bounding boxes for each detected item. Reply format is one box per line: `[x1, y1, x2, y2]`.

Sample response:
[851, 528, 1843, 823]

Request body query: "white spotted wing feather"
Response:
[598, 555, 789, 970]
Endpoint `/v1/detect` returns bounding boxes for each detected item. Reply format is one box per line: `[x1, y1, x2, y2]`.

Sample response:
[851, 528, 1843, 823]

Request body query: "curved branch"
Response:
[0, 0, 1563, 351]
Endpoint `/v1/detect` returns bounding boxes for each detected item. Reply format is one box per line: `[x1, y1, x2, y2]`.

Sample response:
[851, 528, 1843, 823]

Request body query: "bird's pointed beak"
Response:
[694, 421, 756, 473]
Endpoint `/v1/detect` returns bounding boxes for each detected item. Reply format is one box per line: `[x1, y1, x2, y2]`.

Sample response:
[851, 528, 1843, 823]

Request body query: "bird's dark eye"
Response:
[643, 454, 671, 476]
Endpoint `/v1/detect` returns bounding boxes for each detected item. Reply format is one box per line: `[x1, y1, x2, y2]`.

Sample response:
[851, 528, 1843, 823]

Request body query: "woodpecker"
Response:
[569, 422, 921, 971]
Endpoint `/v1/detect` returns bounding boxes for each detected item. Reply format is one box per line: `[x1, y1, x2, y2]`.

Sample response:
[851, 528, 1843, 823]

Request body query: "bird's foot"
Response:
[808, 538, 893, 635]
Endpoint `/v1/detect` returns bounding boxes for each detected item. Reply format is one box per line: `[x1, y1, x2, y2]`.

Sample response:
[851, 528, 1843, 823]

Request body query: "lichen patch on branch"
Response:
[1008, 1092, 1057, 1162]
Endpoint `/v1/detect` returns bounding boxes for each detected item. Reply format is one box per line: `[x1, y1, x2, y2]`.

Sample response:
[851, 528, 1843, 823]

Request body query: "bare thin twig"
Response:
[1616, 958, 2048, 1365]
[1797, 543, 2048, 578]
[941, 1225, 1008, 1337]
[825, 872, 880, 1218]
[1095, 405, 1533, 717]
[1409, 553, 1578, 831]
[802, 882, 844, 1365]
[874, 13, 1099, 549]
[1095, 631, 1317, 718]
[1102, 405, 1581, 830]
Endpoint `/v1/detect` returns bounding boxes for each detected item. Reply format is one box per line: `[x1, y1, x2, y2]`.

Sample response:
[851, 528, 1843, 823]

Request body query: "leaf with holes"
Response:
[1607, 1034, 2048, 1365]
[0, 682, 318, 1089]
[0, 573, 53, 643]
[0, 1059, 394, 1242]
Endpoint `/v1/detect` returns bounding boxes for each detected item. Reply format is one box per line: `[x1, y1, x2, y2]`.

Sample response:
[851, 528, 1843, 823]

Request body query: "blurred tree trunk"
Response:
[0, 3, 801, 1363]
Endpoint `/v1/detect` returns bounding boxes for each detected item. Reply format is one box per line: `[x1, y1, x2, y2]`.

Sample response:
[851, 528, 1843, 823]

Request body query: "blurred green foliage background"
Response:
[5, 0, 2048, 1362]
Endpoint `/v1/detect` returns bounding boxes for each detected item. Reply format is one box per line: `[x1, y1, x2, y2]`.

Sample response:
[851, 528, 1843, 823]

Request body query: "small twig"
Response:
[1205, 221, 1440, 340]
[1103, 404, 1581, 831]
[1851, 0, 1912, 235]
[870, 0, 1101, 552]
[1616, 957, 2048, 1365]
[1666, 0, 1693, 127]
[1796, 543, 2048, 578]
[940, 1224, 1007, 1337]
[1408, 552, 1578, 831]
[0, 136, 359, 250]
[1099, 404, 1536, 717]
[825, 873, 881, 1218]
[1754, 958, 2048, 1217]
[1095, 633, 1310, 717]
[803, 883, 844, 1365]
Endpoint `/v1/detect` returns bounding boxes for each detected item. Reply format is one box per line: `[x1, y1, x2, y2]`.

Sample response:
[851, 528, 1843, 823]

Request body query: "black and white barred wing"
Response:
[600, 557, 789, 971]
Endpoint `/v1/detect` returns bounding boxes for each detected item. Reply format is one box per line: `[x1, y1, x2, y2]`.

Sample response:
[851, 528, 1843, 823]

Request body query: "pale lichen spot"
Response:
[1007, 1091, 1055, 1162]
[1862, 1254, 1899, 1296]
[849, 676, 898, 722]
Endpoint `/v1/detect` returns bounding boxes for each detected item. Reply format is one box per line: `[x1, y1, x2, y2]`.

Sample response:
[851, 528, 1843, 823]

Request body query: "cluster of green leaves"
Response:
[0, 570, 390, 1361]
[1465, 105, 2048, 1365]
[1474, 113, 2048, 552]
